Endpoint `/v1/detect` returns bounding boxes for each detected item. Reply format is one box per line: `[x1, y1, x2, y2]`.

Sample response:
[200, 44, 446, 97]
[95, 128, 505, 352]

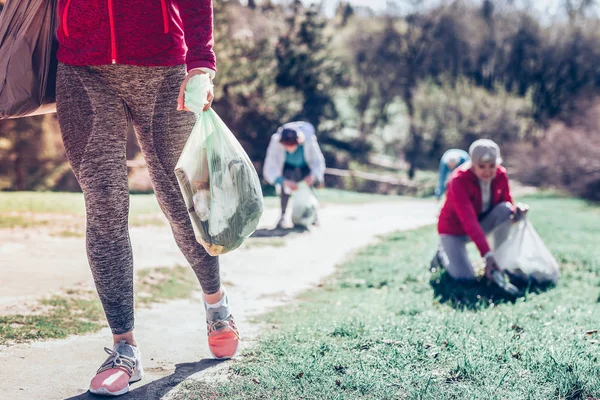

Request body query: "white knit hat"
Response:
[469, 139, 502, 165]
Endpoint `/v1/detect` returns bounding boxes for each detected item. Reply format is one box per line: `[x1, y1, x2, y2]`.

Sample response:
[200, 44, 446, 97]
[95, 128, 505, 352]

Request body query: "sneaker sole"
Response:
[88, 368, 144, 397]
[89, 386, 131, 397]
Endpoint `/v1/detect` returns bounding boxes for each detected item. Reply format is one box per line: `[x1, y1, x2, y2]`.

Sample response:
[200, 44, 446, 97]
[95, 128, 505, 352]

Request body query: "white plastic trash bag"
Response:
[174, 74, 264, 256]
[489, 218, 559, 284]
[291, 182, 318, 228]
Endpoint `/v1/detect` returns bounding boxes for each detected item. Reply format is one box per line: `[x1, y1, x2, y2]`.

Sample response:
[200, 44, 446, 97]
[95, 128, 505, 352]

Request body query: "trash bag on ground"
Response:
[0, 0, 58, 119]
[488, 218, 559, 284]
[291, 182, 318, 228]
[175, 74, 263, 256]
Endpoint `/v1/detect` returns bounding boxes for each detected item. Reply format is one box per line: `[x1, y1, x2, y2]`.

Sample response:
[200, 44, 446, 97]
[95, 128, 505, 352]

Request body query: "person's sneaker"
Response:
[89, 340, 143, 396]
[205, 294, 240, 360]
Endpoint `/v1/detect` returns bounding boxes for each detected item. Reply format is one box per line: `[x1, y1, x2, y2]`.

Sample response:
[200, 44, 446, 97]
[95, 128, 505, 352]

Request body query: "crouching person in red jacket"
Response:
[431, 139, 528, 281]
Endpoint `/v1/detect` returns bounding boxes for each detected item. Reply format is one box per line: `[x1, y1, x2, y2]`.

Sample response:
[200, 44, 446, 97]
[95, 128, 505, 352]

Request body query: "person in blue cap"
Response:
[435, 149, 470, 201]
[263, 121, 326, 228]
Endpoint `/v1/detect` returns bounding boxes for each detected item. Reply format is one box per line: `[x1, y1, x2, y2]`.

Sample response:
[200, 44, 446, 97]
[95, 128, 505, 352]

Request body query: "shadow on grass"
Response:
[251, 225, 308, 238]
[64, 359, 222, 400]
[430, 270, 554, 311]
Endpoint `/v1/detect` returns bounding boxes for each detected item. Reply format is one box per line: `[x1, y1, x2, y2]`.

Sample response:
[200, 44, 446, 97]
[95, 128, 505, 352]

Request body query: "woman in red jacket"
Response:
[432, 139, 528, 281]
[55, 0, 238, 396]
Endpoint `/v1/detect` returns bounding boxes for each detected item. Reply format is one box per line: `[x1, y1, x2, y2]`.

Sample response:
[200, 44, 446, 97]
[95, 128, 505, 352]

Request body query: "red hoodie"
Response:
[56, 0, 216, 72]
[437, 166, 514, 256]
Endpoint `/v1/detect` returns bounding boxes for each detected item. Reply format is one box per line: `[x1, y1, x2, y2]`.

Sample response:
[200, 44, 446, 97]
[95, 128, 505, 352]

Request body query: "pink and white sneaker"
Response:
[89, 340, 144, 396]
[205, 294, 240, 360]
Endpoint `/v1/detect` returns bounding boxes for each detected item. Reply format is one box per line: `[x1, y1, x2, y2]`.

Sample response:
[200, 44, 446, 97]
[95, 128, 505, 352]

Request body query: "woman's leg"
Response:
[481, 202, 513, 249]
[56, 64, 136, 336]
[439, 234, 476, 280]
[279, 164, 297, 221]
[111, 65, 221, 296]
[113, 65, 238, 359]
[57, 64, 143, 395]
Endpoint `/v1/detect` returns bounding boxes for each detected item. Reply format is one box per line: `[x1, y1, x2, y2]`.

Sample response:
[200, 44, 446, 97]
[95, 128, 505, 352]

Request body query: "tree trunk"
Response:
[403, 88, 419, 180]
[14, 153, 25, 190]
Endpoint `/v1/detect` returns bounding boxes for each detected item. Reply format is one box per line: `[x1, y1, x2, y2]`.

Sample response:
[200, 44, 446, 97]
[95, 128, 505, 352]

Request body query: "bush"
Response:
[513, 100, 600, 201]
[403, 79, 535, 169]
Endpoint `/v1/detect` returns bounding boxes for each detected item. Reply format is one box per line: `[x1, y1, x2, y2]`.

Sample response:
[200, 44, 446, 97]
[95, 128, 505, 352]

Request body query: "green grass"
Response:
[0, 191, 163, 216]
[0, 190, 401, 215]
[0, 190, 402, 229]
[0, 215, 51, 229]
[0, 266, 199, 344]
[263, 188, 405, 208]
[0, 292, 105, 343]
[0, 191, 162, 217]
[136, 266, 199, 306]
[173, 194, 600, 400]
[0, 191, 164, 228]
[51, 229, 85, 238]
[243, 238, 287, 249]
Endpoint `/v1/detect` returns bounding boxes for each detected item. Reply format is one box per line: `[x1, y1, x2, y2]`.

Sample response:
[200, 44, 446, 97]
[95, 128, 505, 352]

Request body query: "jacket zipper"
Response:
[63, 1, 167, 58]
[108, 0, 117, 63]
[160, 0, 170, 34]
[62, 0, 73, 37]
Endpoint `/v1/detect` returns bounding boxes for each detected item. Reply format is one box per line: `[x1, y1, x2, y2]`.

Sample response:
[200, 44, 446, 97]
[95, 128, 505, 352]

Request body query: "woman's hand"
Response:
[284, 180, 298, 192]
[303, 175, 315, 186]
[484, 254, 500, 281]
[512, 203, 530, 222]
[177, 69, 214, 112]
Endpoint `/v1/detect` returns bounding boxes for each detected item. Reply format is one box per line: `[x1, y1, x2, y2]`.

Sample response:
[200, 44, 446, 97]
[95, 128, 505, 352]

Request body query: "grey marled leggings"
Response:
[439, 202, 513, 280]
[56, 63, 220, 334]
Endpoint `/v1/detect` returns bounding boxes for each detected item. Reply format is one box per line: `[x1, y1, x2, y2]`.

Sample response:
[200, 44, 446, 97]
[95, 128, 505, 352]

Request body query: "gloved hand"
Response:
[484, 252, 500, 281]
[512, 203, 530, 222]
[485, 252, 523, 296]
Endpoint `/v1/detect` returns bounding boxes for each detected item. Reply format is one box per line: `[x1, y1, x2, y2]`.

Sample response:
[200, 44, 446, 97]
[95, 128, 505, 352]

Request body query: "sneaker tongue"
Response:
[205, 294, 230, 323]
[207, 306, 230, 323]
[114, 341, 135, 358]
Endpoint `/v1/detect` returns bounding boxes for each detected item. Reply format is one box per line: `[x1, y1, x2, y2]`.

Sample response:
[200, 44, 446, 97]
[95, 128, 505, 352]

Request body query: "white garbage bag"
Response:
[291, 182, 319, 228]
[489, 218, 560, 284]
[174, 74, 264, 256]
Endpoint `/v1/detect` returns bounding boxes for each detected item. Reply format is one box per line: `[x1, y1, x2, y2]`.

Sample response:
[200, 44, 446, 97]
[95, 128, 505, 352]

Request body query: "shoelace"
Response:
[97, 347, 137, 376]
[207, 315, 239, 338]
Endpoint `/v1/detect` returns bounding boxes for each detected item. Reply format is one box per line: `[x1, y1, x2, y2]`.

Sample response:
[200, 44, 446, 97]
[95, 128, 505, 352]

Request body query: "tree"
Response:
[0, 116, 64, 190]
[274, 0, 342, 133]
[563, 0, 598, 22]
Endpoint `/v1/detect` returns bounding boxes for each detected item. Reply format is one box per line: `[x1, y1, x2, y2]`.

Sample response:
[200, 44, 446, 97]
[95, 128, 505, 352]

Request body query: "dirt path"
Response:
[0, 200, 437, 400]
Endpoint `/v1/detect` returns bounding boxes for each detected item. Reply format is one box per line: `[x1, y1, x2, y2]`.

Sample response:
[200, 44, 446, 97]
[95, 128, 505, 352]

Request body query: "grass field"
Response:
[0, 189, 405, 342]
[0, 266, 199, 344]
[172, 193, 600, 400]
[0, 190, 406, 229]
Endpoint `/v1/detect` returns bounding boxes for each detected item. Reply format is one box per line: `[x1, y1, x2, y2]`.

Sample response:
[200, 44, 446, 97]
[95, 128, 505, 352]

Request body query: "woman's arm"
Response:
[501, 172, 514, 205]
[306, 135, 326, 184]
[448, 179, 492, 257]
[177, 0, 217, 72]
[263, 135, 284, 185]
